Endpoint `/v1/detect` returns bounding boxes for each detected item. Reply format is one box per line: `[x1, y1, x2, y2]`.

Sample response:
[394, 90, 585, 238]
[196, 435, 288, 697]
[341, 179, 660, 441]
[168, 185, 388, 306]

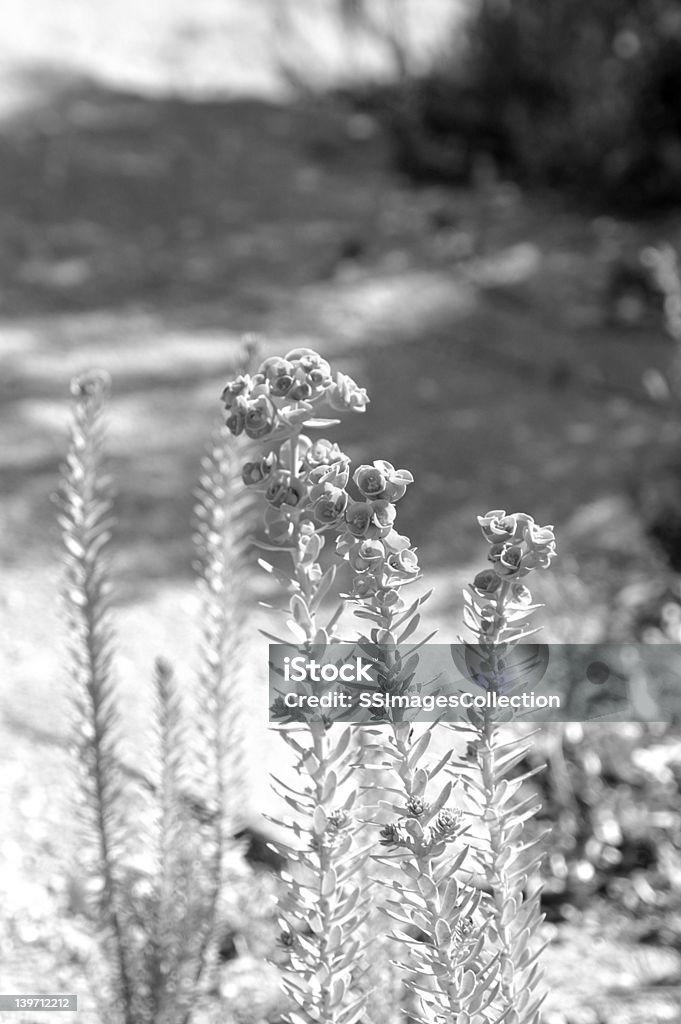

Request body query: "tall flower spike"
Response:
[60, 371, 137, 1023]
[189, 413, 255, 999]
[223, 346, 372, 1024]
[450, 511, 557, 1024]
[340, 478, 504, 1024]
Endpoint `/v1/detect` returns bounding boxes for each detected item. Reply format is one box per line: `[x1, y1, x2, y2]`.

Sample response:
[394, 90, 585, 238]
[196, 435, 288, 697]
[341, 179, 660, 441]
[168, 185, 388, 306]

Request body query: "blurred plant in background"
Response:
[60, 355, 254, 1024]
[329, 0, 681, 213]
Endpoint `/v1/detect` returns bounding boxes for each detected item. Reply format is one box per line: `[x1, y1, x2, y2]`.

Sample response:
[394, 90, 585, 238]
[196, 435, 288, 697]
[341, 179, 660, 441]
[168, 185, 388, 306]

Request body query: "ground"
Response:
[3, 6, 681, 1023]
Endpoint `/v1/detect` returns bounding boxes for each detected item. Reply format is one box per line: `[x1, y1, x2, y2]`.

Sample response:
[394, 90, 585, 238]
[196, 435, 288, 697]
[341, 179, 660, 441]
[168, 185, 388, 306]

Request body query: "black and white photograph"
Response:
[3, 2, 681, 1023]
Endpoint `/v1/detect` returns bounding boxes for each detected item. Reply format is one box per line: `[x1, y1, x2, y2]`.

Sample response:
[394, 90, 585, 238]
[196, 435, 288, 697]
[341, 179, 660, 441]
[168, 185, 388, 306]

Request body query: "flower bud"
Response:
[354, 464, 387, 499]
[387, 548, 420, 577]
[406, 797, 429, 818]
[371, 500, 396, 531]
[345, 500, 373, 538]
[226, 409, 245, 436]
[472, 569, 502, 595]
[288, 380, 313, 402]
[383, 531, 410, 554]
[376, 461, 414, 502]
[304, 439, 347, 469]
[495, 544, 524, 577]
[264, 508, 296, 545]
[350, 539, 385, 572]
[511, 583, 532, 604]
[376, 588, 401, 608]
[259, 356, 293, 384]
[352, 576, 378, 599]
[312, 484, 348, 526]
[266, 472, 306, 509]
[244, 395, 275, 439]
[431, 807, 463, 840]
[221, 374, 252, 410]
[328, 372, 369, 412]
[242, 461, 264, 486]
[285, 348, 330, 377]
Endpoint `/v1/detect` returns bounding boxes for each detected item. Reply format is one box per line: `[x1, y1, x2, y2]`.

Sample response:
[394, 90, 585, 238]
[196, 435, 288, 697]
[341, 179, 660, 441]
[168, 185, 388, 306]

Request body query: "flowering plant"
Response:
[221, 345, 558, 1024]
[58, 342, 558, 1024]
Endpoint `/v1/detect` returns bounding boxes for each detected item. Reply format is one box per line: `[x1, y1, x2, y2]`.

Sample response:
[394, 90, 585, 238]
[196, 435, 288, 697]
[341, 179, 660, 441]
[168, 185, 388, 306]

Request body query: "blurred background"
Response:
[4, 1, 681, 1021]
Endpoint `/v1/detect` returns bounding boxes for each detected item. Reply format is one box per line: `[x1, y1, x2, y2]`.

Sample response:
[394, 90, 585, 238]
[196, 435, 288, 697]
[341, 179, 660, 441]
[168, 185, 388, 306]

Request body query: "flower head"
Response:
[431, 807, 463, 841]
[351, 576, 379, 599]
[221, 374, 252, 410]
[387, 548, 420, 578]
[344, 500, 374, 538]
[311, 483, 348, 527]
[375, 587, 401, 609]
[242, 460, 266, 486]
[354, 464, 387, 499]
[259, 356, 295, 397]
[379, 823, 408, 848]
[378, 462, 414, 502]
[405, 797, 429, 818]
[285, 347, 331, 375]
[349, 538, 386, 572]
[494, 544, 524, 577]
[264, 507, 296, 545]
[326, 809, 351, 834]
[478, 510, 531, 543]
[328, 372, 369, 412]
[304, 439, 348, 470]
[383, 531, 411, 554]
[472, 569, 502, 595]
[244, 395, 276, 439]
[372, 500, 397, 531]
[266, 471, 306, 509]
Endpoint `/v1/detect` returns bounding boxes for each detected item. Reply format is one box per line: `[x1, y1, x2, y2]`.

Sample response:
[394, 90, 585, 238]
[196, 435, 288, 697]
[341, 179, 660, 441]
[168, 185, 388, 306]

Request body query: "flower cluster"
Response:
[475, 510, 556, 586]
[221, 351, 420, 605]
[378, 822, 406, 848]
[335, 462, 418, 611]
[325, 809, 351, 837]
[222, 349, 369, 547]
[430, 807, 463, 841]
[378, 805, 464, 852]
[465, 510, 557, 642]
[405, 796, 429, 818]
[310, 807, 353, 852]
[222, 348, 368, 441]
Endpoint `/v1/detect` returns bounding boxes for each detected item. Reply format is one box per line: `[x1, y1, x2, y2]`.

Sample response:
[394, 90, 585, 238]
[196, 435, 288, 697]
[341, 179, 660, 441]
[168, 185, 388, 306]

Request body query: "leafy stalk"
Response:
[147, 656, 195, 1023]
[220, 347, 373, 1024]
[451, 511, 558, 1024]
[349, 590, 500, 1024]
[270, 501, 369, 1024]
[60, 371, 135, 1024]
[61, 364, 257, 1024]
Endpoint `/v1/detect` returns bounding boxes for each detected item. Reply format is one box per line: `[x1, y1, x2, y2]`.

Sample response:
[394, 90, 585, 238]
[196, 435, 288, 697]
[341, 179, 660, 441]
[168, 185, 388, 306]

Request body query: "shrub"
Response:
[60, 364, 253, 1024]
[382, 0, 681, 211]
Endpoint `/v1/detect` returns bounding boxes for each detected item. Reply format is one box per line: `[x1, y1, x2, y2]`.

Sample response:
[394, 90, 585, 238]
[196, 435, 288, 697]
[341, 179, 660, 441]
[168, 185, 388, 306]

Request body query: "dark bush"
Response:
[386, 0, 681, 212]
